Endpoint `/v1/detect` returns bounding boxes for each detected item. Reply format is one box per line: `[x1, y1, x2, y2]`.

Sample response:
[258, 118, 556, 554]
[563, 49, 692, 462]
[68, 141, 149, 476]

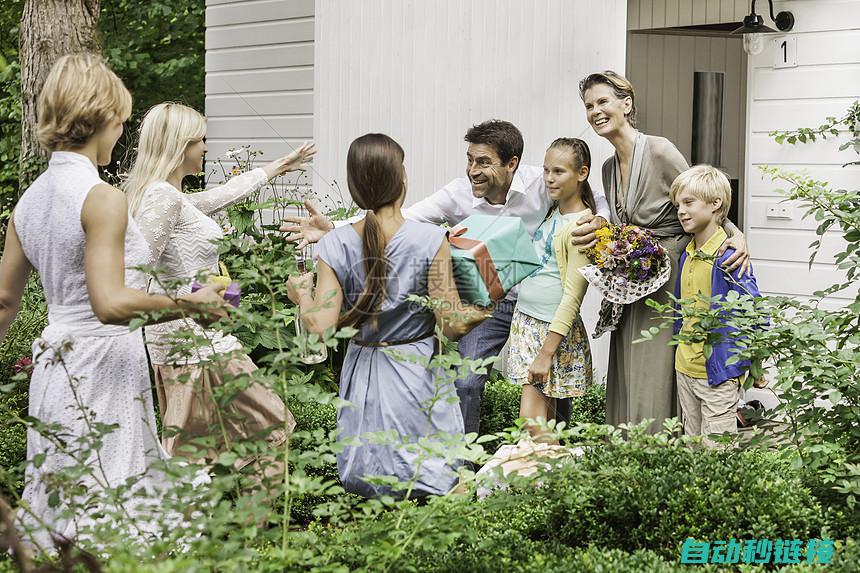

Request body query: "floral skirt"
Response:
[506, 309, 593, 399]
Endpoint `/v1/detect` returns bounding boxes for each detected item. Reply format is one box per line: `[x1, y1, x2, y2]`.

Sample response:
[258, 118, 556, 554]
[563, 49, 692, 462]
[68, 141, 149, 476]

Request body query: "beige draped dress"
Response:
[601, 132, 690, 432]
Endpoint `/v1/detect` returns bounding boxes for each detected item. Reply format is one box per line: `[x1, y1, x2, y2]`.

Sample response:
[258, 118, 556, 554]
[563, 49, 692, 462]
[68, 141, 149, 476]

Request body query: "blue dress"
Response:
[316, 220, 464, 497]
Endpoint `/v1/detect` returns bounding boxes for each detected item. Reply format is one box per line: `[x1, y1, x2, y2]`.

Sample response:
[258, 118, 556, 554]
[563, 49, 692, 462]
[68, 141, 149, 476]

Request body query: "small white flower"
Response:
[225, 148, 241, 159]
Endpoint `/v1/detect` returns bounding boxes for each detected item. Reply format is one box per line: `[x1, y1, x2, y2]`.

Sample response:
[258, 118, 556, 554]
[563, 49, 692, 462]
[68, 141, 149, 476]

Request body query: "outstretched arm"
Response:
[190, 142, 316, 215]
[0, 218, 33, 342]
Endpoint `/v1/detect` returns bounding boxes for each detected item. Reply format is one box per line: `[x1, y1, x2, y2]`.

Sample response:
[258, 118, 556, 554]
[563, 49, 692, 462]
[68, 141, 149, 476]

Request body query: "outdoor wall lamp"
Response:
[732, 0, 795, 56]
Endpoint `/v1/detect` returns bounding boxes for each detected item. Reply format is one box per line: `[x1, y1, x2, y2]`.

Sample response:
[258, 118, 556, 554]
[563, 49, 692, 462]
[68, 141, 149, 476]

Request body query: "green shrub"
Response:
[479, 375, 607, 437]
[290, 441, 834, 572]
[477, 446, 825, 559]
[0, 278, 46, 497]
[479, 373, 521, 436]
[570, 381, 606, 425]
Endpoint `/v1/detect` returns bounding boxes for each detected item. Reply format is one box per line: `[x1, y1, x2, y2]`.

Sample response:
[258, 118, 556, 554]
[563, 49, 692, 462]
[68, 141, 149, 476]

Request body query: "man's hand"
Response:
[718, 231, 750, 276]
[280, 200, 334, 249]
[570, 214, 608, 250]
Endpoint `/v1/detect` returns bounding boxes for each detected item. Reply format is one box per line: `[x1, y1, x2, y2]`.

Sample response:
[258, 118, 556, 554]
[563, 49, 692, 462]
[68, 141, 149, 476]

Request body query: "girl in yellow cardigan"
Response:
[506, 138, 595, 440]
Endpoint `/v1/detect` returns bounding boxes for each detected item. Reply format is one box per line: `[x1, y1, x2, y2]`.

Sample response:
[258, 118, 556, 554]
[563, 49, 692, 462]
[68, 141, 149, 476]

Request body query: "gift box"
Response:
[191, 279, 241, 308]
[449, 215, 541, 307]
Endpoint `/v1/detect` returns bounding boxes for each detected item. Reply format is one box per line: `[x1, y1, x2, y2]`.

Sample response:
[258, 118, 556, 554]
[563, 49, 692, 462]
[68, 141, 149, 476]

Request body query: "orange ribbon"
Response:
[448, 226, 505, 301]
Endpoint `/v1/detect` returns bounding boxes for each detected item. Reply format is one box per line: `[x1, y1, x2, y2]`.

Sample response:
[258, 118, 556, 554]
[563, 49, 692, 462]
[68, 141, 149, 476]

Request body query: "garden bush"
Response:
[479, 374, 606, 437]
[291, 437, 839, 572]
[0, 278, 45, 497]
[484, 445, 826, 558]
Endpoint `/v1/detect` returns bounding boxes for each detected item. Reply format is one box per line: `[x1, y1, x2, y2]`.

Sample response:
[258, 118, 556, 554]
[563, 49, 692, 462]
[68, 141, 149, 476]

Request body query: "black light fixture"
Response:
[732, 0, 795, 55]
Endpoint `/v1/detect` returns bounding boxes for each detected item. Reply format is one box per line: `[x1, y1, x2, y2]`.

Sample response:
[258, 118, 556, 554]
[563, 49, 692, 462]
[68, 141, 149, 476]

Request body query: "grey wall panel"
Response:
[206, 92, 313, 116]
[205, 116, 313, 140]
[206, 68, 313, 94]
[206, 19, 314, 49]
[206, 0, 314, 27]
[206, 43, 314, 72]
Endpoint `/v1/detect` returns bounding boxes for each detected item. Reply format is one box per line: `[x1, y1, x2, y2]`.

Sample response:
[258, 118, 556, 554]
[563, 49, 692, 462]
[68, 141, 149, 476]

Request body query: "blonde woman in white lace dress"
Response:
[123, 103, 313, 471]
[0, 56, 226, 549]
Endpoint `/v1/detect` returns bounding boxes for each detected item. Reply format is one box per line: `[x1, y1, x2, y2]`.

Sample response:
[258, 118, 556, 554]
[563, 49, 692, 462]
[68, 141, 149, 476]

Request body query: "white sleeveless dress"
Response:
[13, 151, 168, 548]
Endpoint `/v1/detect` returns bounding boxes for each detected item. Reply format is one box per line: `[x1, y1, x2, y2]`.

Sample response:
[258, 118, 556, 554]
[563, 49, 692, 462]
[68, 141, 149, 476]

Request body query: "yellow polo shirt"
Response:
[675, 227, 727, 378]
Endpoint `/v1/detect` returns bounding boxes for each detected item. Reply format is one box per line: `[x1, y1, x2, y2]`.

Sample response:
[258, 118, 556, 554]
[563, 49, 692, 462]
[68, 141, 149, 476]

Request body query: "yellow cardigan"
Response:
[548, 210, 592, 337]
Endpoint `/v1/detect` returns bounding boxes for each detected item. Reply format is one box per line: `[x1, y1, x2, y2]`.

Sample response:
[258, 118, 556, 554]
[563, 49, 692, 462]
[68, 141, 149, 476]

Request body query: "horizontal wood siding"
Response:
[205, 0, 314, 198]
[743, 1, 858, 303]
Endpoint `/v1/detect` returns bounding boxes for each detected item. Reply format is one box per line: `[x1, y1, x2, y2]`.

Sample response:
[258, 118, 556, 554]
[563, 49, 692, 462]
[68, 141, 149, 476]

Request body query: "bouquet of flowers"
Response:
[579, 224, 671, 336]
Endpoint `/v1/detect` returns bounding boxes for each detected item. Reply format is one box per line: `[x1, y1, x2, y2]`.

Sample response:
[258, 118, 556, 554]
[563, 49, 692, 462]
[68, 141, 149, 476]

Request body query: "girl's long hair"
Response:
[548, 137, 597, 215]
[339, 133, 406, 330]
[123, 102, 206, 216]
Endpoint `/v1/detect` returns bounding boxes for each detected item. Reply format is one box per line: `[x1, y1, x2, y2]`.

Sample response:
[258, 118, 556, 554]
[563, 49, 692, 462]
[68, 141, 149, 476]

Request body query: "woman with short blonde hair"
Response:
[0, 54, 225, 548]
[124, 102, 314, 473]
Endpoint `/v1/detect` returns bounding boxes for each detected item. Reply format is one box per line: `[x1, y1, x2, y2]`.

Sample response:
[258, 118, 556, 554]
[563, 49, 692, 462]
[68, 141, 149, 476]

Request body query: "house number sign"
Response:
[774, 36, 797, 68]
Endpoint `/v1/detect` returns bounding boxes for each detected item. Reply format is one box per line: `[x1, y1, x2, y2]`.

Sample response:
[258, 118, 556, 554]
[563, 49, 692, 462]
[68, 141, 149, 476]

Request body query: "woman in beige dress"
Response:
[576, 71, 750, 432]
[123, 102, 315, 471]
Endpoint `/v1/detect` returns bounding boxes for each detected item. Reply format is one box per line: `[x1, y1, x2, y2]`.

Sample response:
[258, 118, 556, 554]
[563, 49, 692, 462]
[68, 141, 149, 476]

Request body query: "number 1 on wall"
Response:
[773, 36, 797, 69]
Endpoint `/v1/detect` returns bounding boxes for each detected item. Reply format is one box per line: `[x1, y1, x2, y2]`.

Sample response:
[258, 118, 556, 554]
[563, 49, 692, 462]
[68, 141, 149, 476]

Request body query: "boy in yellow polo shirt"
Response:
[670, 166, 761, 447]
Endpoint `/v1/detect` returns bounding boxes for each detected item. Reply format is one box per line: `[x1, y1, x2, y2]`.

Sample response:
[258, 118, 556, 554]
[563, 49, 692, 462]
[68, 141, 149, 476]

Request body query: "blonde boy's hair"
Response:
[122, 102, 206, 216]
[670, 165, 732, 224]
[37, 54, 132, 151]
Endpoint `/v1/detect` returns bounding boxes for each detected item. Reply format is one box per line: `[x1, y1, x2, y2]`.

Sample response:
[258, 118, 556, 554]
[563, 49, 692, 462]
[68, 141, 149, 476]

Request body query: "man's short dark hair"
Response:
[464, 120, 524, 166]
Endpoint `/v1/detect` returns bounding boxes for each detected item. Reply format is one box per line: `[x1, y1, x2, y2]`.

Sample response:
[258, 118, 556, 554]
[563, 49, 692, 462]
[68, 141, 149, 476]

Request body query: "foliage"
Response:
[0, 0, 23, 222]
[0, 0, 205, 212]
[279, 434, 835, 572]
[479, 375, 606, 437]
[101, 0, 205, 165]
[0, 277, 45, 498]
[770, 100, 860, 165]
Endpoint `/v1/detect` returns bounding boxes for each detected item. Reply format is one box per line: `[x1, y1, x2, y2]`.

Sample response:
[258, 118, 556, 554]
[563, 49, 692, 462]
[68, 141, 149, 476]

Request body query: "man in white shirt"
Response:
[282, 120, 610, 434]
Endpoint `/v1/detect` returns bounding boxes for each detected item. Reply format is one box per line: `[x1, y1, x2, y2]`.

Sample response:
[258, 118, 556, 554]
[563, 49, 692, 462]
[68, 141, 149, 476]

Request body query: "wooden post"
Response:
[18, 0, 101, 191]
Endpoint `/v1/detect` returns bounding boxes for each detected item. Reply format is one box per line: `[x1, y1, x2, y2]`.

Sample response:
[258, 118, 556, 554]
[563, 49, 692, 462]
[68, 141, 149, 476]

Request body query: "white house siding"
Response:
[744, 0, 860, 305]
[204, 0, 315, 195]
[312, 0, 627, 208]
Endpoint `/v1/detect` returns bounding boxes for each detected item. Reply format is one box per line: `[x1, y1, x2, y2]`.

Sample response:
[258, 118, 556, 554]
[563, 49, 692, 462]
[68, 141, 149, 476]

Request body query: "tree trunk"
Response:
[18, 0, 100, 191]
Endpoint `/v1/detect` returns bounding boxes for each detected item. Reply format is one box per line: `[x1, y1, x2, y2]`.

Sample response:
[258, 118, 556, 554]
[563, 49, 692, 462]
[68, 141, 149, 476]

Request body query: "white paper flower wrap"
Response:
[578, 253, 672, 337]
[578, 253, 671, 304]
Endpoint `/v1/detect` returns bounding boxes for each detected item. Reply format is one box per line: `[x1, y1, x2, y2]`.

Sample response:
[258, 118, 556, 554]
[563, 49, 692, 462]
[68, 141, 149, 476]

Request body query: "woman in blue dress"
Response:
[286, 133, 486, 498]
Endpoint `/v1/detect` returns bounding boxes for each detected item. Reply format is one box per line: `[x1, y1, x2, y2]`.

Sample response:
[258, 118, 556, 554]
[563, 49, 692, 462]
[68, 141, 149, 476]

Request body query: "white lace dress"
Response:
[134, 170, 291, 463]
[135, 169, 266, 365]
[13, 152, 167, 548]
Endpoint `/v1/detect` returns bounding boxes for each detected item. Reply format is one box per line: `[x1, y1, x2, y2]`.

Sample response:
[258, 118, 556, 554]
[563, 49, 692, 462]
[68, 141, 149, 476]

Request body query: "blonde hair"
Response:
[670, 165, 732, 224]
[579, 70, 637, 127]
[37, 53, 132, 151]
[123, 102, 206, 216]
